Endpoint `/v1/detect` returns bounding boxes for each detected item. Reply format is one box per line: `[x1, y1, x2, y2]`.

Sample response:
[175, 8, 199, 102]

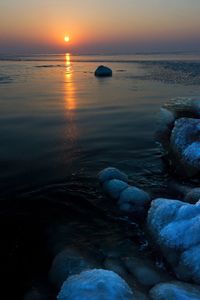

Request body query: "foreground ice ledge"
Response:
[148, 197, 200, 284]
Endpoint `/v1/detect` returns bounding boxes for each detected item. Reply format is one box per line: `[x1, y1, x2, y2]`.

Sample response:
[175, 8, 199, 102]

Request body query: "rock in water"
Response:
[147, 198, 200, 284]
[98, 167, 150, 218]
[103, 179, 129, 200]
[150, 281, 200, 300]
[118, 186, 150, 215]
[95, 65, 112, 77]
[57, 269, 135, 300]
[98, 167, 128, 184]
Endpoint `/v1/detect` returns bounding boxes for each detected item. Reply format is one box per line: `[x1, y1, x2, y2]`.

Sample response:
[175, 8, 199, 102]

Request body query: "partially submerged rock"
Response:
[149, 281, 200, 300]
[98, 167, 128, 184]
[103, 179, 129, 200]
[118, 187, 150, 215]
[98, 167, 151, 218]
[95, 65, 112, 77]
[57, 269, 135, 300]
[147, 198, 200, 284]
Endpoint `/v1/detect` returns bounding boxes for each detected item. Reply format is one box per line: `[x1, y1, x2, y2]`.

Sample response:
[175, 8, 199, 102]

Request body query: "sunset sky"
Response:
[0, 0, 200, 54]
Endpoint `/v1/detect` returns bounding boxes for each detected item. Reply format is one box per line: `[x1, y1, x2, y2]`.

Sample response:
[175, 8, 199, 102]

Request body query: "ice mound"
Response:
[148, 198, 200, 283]
[156, 97, 200, 177]
[57, 269, 135, 300]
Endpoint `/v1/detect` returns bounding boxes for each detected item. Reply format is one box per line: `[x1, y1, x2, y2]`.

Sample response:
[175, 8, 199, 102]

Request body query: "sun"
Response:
[64, 36, 70, 43]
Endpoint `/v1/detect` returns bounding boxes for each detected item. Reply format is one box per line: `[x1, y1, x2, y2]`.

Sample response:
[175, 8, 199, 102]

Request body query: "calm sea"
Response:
[0, 53, 200, 298]
[0, 53, 200, 198]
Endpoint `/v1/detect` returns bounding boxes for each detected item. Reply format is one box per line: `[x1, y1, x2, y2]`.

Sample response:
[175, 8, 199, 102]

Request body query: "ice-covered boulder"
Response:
[156, 98, 200, 177]
[170, 117, 200, 176]
[95, 65, 112, 77]
[49, 248, 97, 288]
[147, 198, 200, 284]
[118, 187, 150, 215]
[57, 269, 135, 300]
[149, 281, 200, 300]
[103, 179, 129, 200]
[98, 167, 150, 218]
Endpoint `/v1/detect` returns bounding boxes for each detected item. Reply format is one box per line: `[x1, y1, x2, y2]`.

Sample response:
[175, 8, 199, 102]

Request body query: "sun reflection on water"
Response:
[64, 53, 78, 143]
[64, 53, 76, 110]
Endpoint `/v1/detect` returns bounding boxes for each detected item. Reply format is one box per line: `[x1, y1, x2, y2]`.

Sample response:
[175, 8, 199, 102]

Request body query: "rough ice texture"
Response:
[170, 117, 200, 176]
[98, 167, 128, 184]
[148, 198, 200, 284]
[150, 281, 200, 300]
[57, 269, 135, 300]
[103, 179, 128, 200]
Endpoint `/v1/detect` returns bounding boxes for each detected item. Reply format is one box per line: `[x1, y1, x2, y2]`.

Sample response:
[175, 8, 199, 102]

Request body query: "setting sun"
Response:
[64, 36, 70, 43]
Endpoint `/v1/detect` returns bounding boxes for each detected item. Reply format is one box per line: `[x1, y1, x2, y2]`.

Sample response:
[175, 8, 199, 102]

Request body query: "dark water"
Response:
[0, 53, 200, 299]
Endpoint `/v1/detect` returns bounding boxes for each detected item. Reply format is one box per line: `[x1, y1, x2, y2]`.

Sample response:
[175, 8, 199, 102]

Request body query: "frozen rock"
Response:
[147, 198, 200, 284]
[49, 248, 96, 288]
[103, 179, 128, 200]
[157, 98, 200, 177]
[98, 167, 150, 217]
[118, 186, 150, 215]
[57, 269, 135, 300]
[184, 188, 200, 204]
[124, 257, 170, 287]
[170, 117, 200, 176]
[149, 281, 200, 300]
[95, 65, 112, 77]
[98, 167, 128, 184]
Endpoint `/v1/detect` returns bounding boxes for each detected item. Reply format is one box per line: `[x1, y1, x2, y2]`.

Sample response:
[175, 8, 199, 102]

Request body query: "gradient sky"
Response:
[0, 0, 200, 54]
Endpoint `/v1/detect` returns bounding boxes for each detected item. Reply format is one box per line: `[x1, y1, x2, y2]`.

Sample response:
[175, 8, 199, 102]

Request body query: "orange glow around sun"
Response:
[64, 35, 70, 42]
